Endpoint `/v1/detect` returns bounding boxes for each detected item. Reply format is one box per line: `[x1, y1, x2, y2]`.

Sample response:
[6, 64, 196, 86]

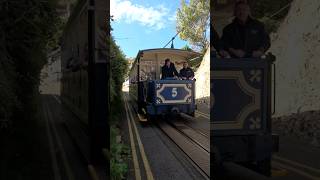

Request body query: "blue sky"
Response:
[110, 0, 190, 58]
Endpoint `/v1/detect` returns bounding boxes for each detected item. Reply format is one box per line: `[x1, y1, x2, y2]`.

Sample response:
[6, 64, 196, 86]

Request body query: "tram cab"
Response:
[129, 48, 201, 119]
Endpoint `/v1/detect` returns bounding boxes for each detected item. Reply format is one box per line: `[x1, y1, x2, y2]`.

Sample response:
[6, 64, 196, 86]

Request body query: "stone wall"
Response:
[270, 0, 320, 147]
[270, 0, 320, 117]
[273, 110, 320, 147]
[195, 47, 210, 108]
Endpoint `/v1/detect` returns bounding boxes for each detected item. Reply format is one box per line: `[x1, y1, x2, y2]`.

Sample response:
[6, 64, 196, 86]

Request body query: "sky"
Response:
[110, 0, 190, 59]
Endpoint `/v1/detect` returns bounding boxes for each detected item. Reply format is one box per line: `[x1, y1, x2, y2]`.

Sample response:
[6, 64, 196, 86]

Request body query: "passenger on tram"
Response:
[213, 26, 231, 58]
[212, 26, 220, 52]
[161, 58, 179, 79]
[219, 2, 271, 58]
[180, 62, 194, 80]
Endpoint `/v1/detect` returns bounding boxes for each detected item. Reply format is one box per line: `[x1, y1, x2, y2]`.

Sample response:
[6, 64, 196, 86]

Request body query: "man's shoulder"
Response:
[223, 22, 236, 32]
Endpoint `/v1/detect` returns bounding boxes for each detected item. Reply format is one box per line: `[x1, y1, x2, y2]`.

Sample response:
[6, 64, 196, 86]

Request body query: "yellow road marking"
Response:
[273, 161, 320, 180]
[273, 155, 320, 174]
[142, 108, 146, 115]
[124, 98, 142, 180]
[125, 94, 155, 180]
[88, 165, 100, 180]
[271, 168, 288, 177]
[137, 113, 147, 122]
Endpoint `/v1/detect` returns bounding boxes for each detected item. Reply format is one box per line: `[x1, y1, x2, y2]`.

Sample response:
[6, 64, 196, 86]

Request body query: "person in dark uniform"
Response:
[220, 2, 270, 58]
[180, 62, 194, 80]
[212, 26, 220, 51]
[213, 26, 231, 58]
[161, 58, 179, 79]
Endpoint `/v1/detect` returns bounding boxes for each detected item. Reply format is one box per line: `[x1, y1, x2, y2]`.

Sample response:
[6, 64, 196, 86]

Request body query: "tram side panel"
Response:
[211, 57, 276, 176]
[61, 0, 89, 124]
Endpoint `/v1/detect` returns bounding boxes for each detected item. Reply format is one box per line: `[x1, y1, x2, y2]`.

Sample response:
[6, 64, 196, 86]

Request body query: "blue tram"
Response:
[211, 52, 278, 176]
[129, 48, 201, 120]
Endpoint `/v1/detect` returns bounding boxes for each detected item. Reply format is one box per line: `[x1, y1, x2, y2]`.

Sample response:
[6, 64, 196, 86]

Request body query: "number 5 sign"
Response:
[172, 88, 177, 98]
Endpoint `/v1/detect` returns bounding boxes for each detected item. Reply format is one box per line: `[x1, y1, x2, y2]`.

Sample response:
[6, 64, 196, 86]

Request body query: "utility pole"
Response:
[88, 0, 109, 174]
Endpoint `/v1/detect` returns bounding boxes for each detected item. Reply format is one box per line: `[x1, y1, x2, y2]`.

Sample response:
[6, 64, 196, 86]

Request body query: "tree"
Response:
[0, 0, 61, 124]
[181, 44, 193, 51]
[176, 0, 210, 53]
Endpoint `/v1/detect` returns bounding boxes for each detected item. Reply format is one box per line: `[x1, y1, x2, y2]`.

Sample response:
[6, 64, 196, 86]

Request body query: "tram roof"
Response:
[135, 48, 201, 61]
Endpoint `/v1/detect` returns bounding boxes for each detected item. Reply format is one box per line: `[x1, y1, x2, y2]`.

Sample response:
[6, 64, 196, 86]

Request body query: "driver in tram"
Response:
[180, 62, 194, 80]
[219, 1, 271, 58]
[161, 58, 179, 79]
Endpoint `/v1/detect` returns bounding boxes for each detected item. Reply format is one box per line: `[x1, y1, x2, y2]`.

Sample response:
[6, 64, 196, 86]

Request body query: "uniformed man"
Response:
[220, 2, 270, 58]
[180, 62, 194, 80]
[213, 26, 231, 58]
[161, 58, 179, 79]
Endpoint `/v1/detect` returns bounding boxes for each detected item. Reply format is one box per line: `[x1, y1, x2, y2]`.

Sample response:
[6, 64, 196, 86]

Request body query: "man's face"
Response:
[166, 60, 171, 66]
[235, 4, 250, 23]
[183, 62, 188, 68]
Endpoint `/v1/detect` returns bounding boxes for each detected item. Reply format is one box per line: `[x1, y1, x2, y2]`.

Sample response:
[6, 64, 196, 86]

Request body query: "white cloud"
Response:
[110, 0, 175, 30]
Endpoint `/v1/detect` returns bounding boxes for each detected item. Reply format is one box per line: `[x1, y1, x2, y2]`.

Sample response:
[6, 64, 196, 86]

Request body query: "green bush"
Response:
[109, 36, 129, 179]
[0, 0, 61, 125]
[110, 126, 129, 180]
[109, 35, 128, 123]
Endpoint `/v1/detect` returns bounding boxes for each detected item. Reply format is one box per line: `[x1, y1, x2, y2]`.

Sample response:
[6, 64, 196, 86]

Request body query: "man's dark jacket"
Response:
[220, 17, 270, 57]
[212, 26, 220, 51]
[180, 67, 194, 79]
[161, 63, 179, 79]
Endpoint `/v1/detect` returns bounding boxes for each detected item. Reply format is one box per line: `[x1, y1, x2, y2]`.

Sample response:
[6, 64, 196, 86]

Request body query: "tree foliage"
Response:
[109, 33, 129, 180]
[181, 44, 193, 51]
[176, 0, 210, 53]
[109, 36, 128, 106]
[249, 0, 293, 33]
[0, 0, 61, 125]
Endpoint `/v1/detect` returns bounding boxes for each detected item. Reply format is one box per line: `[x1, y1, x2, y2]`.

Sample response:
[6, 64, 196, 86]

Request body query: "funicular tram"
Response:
[211, 50, 279, 176]
[129, 48, 201, 120]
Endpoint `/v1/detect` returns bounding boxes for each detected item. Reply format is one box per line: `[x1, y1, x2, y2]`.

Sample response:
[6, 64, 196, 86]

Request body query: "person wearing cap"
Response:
[220, 1, 270, 58]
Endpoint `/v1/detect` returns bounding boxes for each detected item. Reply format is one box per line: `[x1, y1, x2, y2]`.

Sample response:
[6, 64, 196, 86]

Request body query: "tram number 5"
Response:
[172, 88, 177, 98]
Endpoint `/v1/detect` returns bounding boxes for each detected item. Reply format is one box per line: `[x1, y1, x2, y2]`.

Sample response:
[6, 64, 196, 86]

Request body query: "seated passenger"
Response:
[212, 26, 220, 51]
[212, 27, 230, 58]
[180, 62, 194, 80]
[220, 2, 270, 58]
[161, 58, 179, 79]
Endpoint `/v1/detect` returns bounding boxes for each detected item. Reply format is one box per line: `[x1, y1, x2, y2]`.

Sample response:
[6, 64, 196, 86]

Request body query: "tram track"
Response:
[124, 93, 210, 179]
[179, 113, 210, 138]
[168, 115, 210, 153]
[155, 116, 210, 179]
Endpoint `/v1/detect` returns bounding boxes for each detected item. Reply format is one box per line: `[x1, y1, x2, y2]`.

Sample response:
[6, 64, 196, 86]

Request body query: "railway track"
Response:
[124, 93, 210, 179]
[155, 115, 210, 179]
[179, 113, 210, 138]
